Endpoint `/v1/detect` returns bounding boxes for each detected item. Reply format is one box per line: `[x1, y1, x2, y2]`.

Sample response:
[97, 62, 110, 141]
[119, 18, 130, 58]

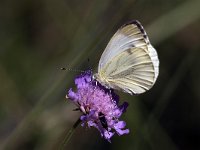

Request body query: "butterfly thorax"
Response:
[93, 73, 111, 89]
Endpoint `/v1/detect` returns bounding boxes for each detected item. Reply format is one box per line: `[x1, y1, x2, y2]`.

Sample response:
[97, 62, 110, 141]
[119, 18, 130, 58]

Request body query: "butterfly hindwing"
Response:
[101, 47, 155, 94]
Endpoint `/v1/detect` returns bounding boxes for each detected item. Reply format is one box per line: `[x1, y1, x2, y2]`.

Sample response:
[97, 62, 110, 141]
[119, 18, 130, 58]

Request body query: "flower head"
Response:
[67, 71, 129, 142]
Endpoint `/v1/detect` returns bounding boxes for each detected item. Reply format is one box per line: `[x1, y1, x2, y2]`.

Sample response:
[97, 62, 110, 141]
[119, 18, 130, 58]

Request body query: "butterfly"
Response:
[94, 20, 159, 95]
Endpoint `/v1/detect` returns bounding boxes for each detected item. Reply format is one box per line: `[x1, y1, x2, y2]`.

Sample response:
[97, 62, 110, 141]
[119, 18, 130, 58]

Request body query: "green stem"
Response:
[59, 118, 81, 150]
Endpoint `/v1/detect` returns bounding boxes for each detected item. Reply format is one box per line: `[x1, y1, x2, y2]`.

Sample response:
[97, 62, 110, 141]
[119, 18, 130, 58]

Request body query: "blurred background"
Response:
[0, 0, 200, 149]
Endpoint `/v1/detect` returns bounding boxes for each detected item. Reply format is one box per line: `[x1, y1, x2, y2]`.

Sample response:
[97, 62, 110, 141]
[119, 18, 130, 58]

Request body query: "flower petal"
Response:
[115, 121, 126, 129]
[116, 128, 130, 135]
[68, 88, 78, 100]
[104, 130, 115, 142]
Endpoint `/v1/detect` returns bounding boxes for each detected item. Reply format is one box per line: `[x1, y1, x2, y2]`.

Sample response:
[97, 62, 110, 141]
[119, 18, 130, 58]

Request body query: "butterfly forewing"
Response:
[98, 21, 148, 71]
[97, 20, 159, 95]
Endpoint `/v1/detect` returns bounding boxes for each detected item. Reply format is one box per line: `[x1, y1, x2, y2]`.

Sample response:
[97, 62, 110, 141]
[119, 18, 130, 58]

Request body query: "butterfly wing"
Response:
[97, 20, 159, 95]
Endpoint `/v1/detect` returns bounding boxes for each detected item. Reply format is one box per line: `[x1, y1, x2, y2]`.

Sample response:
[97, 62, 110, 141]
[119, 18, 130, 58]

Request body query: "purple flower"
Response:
[67, 71, 129, 142]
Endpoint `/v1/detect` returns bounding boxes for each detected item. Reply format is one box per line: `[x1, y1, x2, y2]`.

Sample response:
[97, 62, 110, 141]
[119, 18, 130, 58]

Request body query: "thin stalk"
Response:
[59, 118, 81, 150]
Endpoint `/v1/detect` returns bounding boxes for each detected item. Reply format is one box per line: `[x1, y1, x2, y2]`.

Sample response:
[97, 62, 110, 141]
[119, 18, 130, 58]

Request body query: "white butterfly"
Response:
[94, 20, 159, 95]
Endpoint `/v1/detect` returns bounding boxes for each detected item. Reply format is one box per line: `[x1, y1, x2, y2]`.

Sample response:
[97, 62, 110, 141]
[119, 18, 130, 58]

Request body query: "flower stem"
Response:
[59, 118, 81, 150]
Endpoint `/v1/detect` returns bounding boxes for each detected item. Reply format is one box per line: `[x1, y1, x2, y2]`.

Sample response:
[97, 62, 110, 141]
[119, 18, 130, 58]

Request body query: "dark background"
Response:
[0, 0, 200, 150]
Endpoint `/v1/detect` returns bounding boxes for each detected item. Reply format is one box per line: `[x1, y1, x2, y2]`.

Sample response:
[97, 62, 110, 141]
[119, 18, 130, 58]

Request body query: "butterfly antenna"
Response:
[87, 58, 93, 71]
[60, 67, 86, 73]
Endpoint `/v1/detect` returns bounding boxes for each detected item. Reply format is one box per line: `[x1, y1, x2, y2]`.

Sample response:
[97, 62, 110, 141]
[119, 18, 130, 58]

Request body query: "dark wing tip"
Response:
[121, 20, 149, 42]
[121, 20, 143, 28]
